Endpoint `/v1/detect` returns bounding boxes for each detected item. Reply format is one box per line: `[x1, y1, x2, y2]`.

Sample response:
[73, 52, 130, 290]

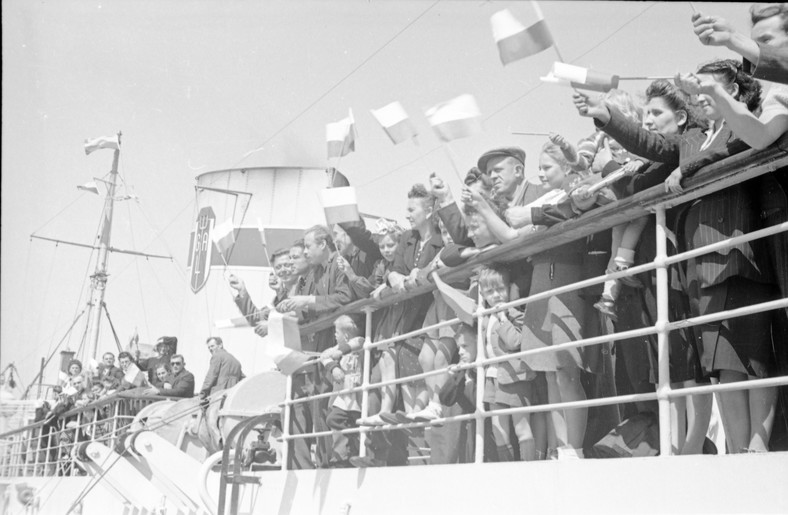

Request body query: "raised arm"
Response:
[676, 72, 788, 150]
[573, 92, 681, 165]
[340, 219, 383, 261]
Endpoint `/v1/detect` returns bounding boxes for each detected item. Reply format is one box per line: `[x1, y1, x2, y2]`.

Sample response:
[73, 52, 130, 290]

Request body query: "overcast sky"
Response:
[1, 0, 754, 390]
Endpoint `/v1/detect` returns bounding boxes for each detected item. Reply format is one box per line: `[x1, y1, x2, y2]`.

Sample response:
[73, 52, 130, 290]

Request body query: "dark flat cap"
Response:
[477, 147, 526, 174]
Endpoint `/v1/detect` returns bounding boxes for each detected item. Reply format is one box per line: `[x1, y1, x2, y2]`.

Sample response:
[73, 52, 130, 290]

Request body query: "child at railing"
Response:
[334, 218, 405, 427]
[547, 89, 646, 321]
[322, 315, 365, 467]
[479, 265, 545, 461]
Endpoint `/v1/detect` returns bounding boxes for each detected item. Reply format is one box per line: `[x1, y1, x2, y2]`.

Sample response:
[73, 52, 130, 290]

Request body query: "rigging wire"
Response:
[357, 1, 658, 188]
[126, 200, 152, 343]
[229, 0, 442, 169]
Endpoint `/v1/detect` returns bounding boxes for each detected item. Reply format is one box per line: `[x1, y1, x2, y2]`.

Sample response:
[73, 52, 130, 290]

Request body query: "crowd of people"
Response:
[48, 335, 247, 424]
[228, 5, 788, 469]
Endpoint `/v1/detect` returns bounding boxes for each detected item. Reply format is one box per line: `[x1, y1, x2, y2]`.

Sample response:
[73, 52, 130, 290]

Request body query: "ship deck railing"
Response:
[279, 134, 788, 467]
[0, 391, 175, 477]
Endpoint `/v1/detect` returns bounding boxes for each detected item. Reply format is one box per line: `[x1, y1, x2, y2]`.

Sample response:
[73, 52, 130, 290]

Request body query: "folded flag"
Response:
[123, 362, 142, 384]
[77, 181, 100, 195]
[211, 218, 236, 262]
[541, 62, 620, 93]
[84, 135, 120, 155]
[320, 186, 360, 225]
[490, 3, 554, 66]
[425, 94, 482, 142]
[267, 311, 317, 375]
[370, 101, 417, 145]
[327, 167, 351, 188]
[215, 315, 252, 329]
[326, 109, 356, 159]
[432, 272, 477, 326]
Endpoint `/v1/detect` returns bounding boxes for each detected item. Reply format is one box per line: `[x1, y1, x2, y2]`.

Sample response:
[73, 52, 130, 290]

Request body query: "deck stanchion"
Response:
[474, 289, 486, 464]
[654, 206, 673, 456]
[281, 374, 293, 471]
[359, 307, 374, 458]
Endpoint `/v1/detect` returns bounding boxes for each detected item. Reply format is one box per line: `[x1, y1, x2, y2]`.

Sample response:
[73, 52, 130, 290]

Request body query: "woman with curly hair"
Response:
[575, 59, 778, 453]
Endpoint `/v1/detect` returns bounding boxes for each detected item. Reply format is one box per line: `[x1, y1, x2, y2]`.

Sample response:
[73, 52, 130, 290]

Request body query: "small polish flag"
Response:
[326, 109, 356, 159]
[215, 316, 251, 329]
[123, 362, 142, 384]
[319, 186, 360, 225]
[433, 272, 477, 326]
[370, 101, 417, 145]
[84, 135, 120, 155]
[425, 94, 482, 142]
[267, 311, 316, 375]
[541, 62, 620, 93]
[211, 218, 236, 262]
[490, 3, 554, 66]
[77, 181, 100, 195]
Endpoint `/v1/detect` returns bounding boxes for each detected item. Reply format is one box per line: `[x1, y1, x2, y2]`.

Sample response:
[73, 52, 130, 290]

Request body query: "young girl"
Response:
[336, 220, 404, 428]
[480, 265, 545, 461]
[549, 89, 646, 320]
[466, 141, 594, 459]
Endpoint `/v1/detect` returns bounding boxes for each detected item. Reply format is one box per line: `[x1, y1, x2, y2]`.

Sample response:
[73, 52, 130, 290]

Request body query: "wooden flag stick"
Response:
[689, 2, 698, 14]
[619, 76, 674, 81]
[442, 144, 465, 183]
[512, 131, 551, 136]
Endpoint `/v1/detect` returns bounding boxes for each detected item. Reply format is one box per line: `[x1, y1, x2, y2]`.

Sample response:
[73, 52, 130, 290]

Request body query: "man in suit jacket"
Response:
[199, 337, 244, 399]
[159, 354, 195, 398]
[95, 352, 122, 382]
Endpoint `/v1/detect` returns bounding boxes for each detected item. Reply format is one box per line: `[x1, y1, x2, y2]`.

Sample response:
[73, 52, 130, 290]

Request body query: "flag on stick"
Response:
[327, 167, 351, 188]
[77, 181, 100, 195]
[425, 94, 482, 142]
[320, 187, 360, 225]
[432, 272, 477, 326]
[211, 218, 236, 263]
[267, 311, 317, 375]
[541, 62, 620, 93]
[370, 101, 418, 145]
[490, 3, 554, 65]
[326, 109, 356, 159]
[84, 135, 120, 155]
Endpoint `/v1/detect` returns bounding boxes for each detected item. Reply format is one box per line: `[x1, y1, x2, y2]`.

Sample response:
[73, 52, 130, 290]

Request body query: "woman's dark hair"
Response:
[750, 3, 788, 32]
[67, 359, 83, 373]
[696, 59, 762, 113]
[645, 79, 703, 131]
[407, 183, 432, 201]
[118, 351, 132, 361]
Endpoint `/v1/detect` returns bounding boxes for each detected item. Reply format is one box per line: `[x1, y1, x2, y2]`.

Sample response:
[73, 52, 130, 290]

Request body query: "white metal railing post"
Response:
[654, 206, 673, 456]
[359, 307, 374, 458]
[281, 374, 293, 471]
[474, 288, 486, 464]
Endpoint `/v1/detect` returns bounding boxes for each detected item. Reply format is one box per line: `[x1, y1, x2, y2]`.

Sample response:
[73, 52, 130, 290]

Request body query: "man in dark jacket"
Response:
[151, 354, 195, 398]
[199, 337, 244, 399]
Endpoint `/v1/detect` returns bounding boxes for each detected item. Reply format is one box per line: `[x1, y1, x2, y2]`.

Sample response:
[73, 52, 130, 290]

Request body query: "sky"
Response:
[1, 0, 754, 393]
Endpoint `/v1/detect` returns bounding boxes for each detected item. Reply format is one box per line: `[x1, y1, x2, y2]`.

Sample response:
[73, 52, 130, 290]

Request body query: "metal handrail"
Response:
[281, 135, 788, 467]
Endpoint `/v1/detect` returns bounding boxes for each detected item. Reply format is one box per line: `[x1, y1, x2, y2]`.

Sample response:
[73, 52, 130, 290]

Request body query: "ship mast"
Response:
[85, 132, 121, 361]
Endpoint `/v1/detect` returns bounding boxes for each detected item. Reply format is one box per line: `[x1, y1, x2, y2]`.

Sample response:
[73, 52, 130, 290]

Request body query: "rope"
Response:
[229, 0, 442, 169]
[102, 303, 124, 355]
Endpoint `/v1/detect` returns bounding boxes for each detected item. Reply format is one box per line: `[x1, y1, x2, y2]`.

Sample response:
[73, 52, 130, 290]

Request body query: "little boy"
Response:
[321, 315, 365, 467]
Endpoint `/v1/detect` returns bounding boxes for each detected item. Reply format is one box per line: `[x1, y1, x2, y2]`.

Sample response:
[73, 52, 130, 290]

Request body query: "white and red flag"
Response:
[541, 62, 620, 93]
[77, 181, 100, 195]
[326, 109, 356, 159]
[490, 3, 554, 66]
[211, 218, 236, 263]
[425, 94, 482, 142]
[84, 135, 120, 155]
[319, 186, 359, 225]
[267, 311, 316, 375]
[370, 101, 417, 145]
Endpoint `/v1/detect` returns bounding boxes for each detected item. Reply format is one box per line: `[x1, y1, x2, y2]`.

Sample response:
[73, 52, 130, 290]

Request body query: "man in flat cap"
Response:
[477, 147, 544, 208]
